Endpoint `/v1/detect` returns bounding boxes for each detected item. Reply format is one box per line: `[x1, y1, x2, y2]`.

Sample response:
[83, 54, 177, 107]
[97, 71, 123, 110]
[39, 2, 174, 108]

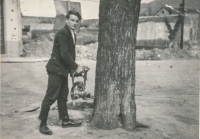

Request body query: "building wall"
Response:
[3, 0, 22, 57]
[70, 2, 81, 16]
[186, 13, 199, 40]
[20, 0, 56, 18]
[21, 16, 55, 39]
[155, 8, 170, 16]
[136, 16, 191, 47]
[78, 15, 194, 46]
[186, 13, 199, 27]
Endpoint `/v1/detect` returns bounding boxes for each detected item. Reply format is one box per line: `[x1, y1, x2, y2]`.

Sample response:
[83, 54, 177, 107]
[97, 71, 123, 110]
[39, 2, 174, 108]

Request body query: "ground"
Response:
[1, 59, 199, 139]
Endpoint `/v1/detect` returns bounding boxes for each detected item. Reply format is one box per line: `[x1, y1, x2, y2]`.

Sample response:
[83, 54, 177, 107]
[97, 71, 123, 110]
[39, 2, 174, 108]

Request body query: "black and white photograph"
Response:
[0, 0, 199, 138]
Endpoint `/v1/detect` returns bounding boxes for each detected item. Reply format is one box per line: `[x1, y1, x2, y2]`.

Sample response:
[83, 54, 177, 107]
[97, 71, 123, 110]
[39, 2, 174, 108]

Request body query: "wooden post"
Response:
[180, 0, 185, 49]
[68, 0, 71, 11]
[0, 0, 5, 54]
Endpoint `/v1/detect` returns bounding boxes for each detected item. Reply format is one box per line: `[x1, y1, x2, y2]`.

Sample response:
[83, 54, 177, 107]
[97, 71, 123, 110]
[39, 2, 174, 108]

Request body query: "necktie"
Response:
[73, 32, 76, 44]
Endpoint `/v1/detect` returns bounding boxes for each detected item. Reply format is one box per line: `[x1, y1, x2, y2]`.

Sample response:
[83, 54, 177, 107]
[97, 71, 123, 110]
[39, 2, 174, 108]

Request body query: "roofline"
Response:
[153, 5, 200, 16]
[153, 6, 165, 16]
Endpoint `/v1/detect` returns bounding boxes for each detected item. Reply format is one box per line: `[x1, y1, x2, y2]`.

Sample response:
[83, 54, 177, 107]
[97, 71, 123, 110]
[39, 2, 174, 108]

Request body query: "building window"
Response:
[162, 10, 165, 14]
[22, 25, 30, 35]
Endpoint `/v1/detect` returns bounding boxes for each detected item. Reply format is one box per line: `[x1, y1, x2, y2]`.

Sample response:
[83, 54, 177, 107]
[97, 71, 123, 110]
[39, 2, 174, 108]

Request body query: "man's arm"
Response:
[57, 33, 78, 70]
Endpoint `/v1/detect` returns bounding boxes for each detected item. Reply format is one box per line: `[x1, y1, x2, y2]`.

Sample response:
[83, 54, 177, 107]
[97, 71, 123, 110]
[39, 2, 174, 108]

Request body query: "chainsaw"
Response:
[70, 66, 90, 101]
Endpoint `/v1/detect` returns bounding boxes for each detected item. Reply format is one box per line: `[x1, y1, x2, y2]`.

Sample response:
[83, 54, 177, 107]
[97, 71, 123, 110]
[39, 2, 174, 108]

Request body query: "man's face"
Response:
[66, 14, 80, 30]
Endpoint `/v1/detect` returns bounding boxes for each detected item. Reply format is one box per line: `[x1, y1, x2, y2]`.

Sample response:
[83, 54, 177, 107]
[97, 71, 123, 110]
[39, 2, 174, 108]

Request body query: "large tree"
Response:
[91, 0, 141, 131]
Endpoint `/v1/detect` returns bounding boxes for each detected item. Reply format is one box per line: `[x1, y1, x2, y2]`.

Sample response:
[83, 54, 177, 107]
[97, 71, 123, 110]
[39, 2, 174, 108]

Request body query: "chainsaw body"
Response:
[70, 66, 90, 100]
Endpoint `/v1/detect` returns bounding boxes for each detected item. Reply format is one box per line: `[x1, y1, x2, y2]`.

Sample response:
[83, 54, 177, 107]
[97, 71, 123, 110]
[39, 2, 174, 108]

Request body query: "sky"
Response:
[20, 0, 155, 19]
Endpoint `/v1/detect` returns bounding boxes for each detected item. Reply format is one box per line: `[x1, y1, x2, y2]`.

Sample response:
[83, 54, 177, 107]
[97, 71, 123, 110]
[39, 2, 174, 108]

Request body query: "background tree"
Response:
[164, 15, 183, 41]
[164, 15, 183, 50]
[91, 0, 141, 131]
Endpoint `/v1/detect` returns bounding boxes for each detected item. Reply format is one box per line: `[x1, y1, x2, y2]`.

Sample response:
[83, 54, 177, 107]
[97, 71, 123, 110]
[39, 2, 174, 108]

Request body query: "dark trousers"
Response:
[39, 73, 69, 121]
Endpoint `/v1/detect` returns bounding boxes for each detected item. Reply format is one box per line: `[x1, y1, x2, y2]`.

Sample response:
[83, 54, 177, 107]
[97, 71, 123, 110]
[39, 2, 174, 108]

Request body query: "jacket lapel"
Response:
[64, 25, 73, 41]
[64, 24, 76, 45]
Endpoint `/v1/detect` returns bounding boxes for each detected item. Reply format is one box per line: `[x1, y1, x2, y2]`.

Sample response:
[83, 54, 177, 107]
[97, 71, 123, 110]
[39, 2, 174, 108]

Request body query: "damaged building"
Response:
[1, 0, 81, 57]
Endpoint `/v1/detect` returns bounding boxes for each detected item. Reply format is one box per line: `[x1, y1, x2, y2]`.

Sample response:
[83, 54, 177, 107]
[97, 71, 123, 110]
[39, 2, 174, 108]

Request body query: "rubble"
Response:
[76, 43, 98, 60]
[76, 43, 198, 60]
[22, 32, 199, 60]
[22, 33, 55, 57]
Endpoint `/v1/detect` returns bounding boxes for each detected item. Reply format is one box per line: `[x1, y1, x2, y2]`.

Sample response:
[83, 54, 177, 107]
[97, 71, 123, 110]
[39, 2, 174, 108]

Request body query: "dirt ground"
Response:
[1, 59, 199, 139]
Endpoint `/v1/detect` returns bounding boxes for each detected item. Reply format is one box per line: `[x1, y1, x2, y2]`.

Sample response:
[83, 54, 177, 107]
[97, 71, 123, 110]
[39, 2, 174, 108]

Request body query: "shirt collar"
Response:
[70, 29, 76, 35]
[65, 24, 76, 35]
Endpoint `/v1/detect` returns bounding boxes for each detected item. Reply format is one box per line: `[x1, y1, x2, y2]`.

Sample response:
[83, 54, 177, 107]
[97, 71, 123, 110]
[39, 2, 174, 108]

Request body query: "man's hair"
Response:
[66, 10, 82, 20]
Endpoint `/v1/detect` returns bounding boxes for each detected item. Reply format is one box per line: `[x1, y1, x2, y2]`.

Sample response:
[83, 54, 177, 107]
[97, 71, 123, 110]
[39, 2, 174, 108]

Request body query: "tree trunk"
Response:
[91, 0, 141, 131]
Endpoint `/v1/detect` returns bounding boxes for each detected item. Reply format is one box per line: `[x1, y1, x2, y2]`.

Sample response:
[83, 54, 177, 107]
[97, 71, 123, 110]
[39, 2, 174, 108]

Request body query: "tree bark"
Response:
[91, 0, 141, 131]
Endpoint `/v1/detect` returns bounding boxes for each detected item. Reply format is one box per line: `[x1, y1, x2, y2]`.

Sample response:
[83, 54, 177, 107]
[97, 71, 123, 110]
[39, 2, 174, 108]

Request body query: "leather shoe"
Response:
[39, 124, 53, 135]
[62, 119, 82, 128]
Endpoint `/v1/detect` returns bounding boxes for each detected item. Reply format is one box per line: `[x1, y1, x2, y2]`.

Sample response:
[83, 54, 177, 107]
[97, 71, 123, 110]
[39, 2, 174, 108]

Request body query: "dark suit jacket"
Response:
[46, 24, 78, 77]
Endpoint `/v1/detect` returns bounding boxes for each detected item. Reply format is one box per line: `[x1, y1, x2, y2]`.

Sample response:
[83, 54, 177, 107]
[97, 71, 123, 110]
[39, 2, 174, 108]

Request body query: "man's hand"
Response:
[76, 65, 83, 73]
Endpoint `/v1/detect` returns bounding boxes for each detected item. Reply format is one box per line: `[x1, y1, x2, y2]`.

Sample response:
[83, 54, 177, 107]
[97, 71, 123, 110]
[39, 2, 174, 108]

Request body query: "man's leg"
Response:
[57, 75, 82, 128]
[38, 73, 64, 135]
[57, 76, 69, 120]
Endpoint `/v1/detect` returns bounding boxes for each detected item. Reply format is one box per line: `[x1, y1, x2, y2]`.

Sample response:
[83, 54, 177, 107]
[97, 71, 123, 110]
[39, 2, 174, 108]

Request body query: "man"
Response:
[38, 10, 83, 135]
